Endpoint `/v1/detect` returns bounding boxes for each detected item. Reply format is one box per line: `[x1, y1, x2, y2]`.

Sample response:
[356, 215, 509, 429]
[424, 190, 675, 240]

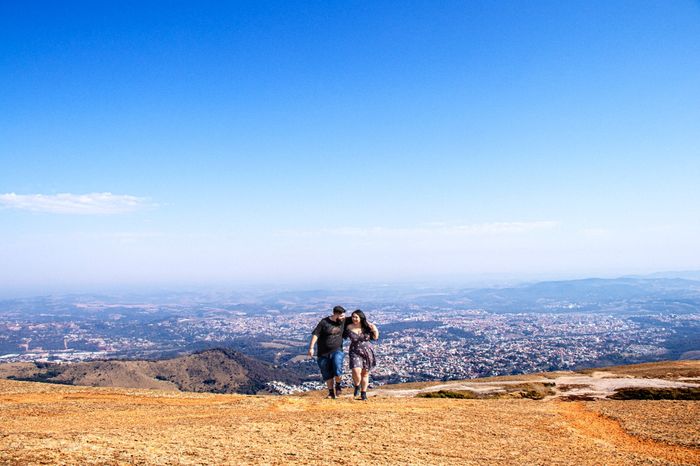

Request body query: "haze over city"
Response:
[2, 1, 699, 295]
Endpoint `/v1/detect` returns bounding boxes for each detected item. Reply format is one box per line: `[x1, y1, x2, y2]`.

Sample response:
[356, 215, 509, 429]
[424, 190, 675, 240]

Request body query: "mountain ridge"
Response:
[0, 348, 304, 394]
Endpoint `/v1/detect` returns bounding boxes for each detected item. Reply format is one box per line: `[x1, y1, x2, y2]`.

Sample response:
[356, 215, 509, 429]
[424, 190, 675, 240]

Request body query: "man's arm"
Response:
[308, 334, 318, 358]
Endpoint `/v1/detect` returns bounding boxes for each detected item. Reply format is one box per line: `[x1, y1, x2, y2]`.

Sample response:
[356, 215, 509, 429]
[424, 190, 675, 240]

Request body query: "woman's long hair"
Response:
[352, 309, 372, 334]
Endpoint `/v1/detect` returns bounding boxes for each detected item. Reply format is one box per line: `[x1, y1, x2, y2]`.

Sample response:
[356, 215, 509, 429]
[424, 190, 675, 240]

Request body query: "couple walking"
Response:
[308, 305, 379, 400]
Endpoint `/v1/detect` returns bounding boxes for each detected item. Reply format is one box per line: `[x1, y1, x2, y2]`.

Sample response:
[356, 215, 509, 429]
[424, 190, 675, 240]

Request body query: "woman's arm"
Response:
[369, 323, 379, 340]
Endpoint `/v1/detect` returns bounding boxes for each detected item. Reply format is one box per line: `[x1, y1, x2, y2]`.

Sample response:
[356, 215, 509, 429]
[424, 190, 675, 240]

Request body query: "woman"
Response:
[343, 309, 379, 400]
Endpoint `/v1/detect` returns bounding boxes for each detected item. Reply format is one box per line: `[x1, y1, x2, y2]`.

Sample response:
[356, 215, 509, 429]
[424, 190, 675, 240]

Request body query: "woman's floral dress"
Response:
[344, 327, 376, 370]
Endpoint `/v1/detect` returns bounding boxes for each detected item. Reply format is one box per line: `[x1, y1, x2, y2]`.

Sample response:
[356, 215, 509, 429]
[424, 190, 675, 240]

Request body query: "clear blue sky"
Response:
[1, 1, 699, 294]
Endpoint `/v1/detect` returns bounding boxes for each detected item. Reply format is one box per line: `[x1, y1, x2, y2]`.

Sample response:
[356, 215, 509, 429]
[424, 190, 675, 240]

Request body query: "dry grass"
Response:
[1, 379, 699, 465]
[559, 384, 593, 392]
[415, 383, 555, 400]
[379, 371, 570, 391]
[578, 360, 700, 379]
[0, 362, 40, 380]
[589, 400, 700, 448]
[608, 387, 700, 400]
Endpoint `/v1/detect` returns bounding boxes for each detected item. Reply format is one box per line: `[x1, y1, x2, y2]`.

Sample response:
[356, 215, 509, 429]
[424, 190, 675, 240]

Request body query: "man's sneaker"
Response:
[354, 385, 361, 398]
[360, 391, 368, 401]
[327, 388, 336, 399]
[335, 382, 343, 395]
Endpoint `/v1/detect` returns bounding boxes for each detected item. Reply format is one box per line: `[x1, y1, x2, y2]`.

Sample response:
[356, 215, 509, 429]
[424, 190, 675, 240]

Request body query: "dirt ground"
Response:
[1, 379, 699, 465]
[588, 400, 700, 447]
[372, 370, 699, 400]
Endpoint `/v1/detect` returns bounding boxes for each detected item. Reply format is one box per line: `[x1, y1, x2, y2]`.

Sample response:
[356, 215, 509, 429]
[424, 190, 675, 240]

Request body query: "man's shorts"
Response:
[317, 350, 345, 381]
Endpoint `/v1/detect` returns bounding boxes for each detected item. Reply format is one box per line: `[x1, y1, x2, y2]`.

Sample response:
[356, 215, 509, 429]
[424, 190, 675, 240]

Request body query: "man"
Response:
[308, 305, 347, 399]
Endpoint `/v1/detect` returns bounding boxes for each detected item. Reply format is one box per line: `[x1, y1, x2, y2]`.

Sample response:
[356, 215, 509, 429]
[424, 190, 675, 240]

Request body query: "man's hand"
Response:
[308, 334, 318, 358]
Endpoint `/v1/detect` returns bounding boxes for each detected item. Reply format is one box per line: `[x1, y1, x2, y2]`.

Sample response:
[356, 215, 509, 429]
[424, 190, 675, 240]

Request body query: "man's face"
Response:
[334, 312, 345, 322]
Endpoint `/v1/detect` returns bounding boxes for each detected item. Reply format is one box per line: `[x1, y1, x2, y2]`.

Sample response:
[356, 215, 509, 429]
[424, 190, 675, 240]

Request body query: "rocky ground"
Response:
[374, 360, 700, 400]
[1, 371, 699, 465]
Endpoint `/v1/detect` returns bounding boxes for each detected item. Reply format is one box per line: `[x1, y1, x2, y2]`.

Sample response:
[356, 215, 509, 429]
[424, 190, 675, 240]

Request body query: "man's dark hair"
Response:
[332, 305, 346, 314]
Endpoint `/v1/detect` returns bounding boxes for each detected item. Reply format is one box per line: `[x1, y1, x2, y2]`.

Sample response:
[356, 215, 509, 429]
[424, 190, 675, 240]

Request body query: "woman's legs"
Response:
[351, 367, 362, 387]
[361, 369, 370, 392]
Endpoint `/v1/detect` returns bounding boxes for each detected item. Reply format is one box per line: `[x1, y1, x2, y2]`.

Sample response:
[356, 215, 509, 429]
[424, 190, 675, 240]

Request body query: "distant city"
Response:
[1, 276, 699, 392]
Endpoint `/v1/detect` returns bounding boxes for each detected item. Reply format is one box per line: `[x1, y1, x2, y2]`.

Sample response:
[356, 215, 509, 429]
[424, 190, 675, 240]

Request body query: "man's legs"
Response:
[331, 350, 345, 395]
[317, 355, 337, 398]
[326, 377, 336, 398]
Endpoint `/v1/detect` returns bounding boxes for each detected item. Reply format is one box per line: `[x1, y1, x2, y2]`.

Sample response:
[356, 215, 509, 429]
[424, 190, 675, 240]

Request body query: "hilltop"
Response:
[372, 359, 700, 401]
[1, 360, 699, 465]
[0, 348, 303, 394]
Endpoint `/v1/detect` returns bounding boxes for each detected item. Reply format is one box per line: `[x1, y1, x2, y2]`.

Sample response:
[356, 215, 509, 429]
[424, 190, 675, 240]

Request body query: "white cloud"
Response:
[580, 228, 611, 238]
[283, 221, 560, 238]
[0, 192, 152, 215]
[450, 221, 560, 235]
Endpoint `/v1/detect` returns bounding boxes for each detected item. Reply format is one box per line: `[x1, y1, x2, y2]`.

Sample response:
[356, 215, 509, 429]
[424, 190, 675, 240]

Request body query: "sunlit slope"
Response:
[0, 348, 303, 394]
[1, 364, 699, 465]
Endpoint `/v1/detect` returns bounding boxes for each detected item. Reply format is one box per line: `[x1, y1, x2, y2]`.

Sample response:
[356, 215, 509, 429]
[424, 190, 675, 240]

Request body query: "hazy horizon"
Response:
[2, 2, 699, 292]
[2, 268, 700, 301]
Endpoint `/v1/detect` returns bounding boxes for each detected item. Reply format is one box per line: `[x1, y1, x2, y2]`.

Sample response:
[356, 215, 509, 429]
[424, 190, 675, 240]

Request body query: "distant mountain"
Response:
[462, 277, 700, 313]
[0, 348, 304, 394]
[625, 270, 700, 281]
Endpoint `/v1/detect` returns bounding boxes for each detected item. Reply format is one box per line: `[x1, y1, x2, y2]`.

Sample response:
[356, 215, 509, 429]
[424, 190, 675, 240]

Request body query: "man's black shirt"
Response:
[312, 316, 346, 357]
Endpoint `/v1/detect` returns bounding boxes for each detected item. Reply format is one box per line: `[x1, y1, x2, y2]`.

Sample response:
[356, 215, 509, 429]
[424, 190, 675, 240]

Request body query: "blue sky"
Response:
[1, 1, 699, 293]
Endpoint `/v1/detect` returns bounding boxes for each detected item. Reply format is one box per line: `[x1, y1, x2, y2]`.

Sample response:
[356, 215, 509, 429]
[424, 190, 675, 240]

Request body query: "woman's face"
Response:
[351, 313, 361, 325]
